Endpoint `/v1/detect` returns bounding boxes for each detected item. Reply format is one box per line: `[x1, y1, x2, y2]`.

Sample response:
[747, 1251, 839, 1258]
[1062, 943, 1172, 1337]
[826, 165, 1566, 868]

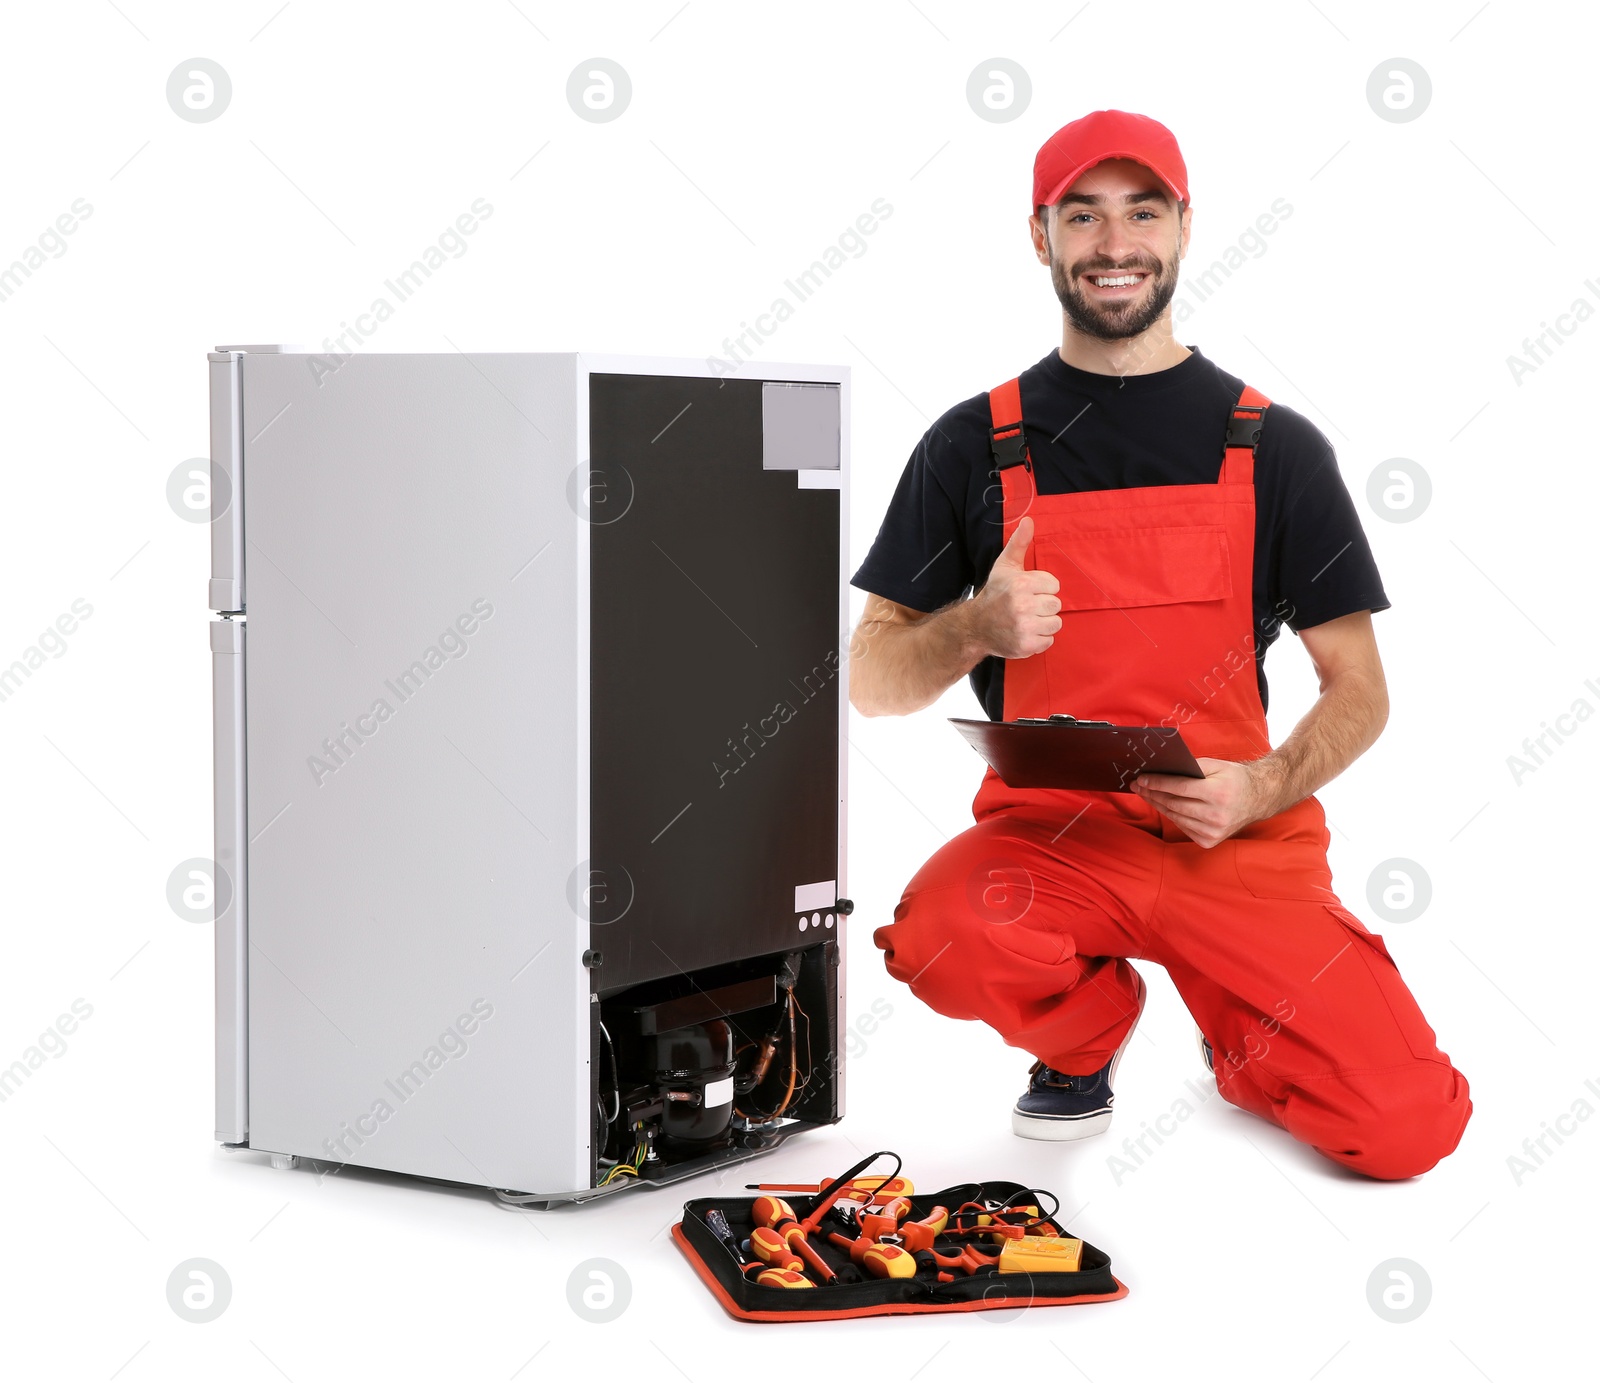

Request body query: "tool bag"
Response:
[671, 1152, 1127, 1322]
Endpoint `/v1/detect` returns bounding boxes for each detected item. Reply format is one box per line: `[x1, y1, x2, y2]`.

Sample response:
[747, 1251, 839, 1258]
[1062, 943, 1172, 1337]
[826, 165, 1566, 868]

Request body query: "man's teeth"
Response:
[1092, 274, 1142, 287]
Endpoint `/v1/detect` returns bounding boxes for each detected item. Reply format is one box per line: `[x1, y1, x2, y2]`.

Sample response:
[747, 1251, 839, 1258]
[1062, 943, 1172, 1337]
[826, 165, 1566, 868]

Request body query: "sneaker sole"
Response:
[1010, 969, 1147, 1143]
[1011, 1106, 1114, 1141]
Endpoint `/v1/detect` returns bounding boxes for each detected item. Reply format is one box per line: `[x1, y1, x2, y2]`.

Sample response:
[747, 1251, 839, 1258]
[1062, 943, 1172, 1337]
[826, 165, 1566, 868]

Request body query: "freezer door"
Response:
[235, 351, 586, 1193]
[208, 350, 245, 612]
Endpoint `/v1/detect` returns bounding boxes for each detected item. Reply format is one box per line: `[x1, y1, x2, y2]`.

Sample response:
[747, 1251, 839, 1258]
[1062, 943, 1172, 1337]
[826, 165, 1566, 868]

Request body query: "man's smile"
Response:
[1082, 270, 1150, 297]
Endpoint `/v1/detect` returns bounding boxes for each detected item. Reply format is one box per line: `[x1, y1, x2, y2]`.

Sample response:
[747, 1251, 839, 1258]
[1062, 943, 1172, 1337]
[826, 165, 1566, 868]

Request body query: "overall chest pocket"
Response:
[1036, 524, 1232, 612]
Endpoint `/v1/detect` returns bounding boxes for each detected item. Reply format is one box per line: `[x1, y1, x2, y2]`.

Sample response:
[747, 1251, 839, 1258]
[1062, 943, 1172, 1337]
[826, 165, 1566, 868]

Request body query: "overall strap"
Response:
[987, 377, 1033, 514]
[987, 378, 1031, 470]
[1222, 384, 1271, 484]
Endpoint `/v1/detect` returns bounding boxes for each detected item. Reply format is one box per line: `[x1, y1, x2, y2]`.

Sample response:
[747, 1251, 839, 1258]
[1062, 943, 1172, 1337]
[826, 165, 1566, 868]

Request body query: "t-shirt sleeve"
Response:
[1265, 407, 1392, 632]
[849, 428, 975, 614]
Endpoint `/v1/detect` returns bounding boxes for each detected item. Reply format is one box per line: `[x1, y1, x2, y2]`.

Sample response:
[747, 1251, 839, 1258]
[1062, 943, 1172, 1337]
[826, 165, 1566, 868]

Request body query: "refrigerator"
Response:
[209, 347, 850, 1205]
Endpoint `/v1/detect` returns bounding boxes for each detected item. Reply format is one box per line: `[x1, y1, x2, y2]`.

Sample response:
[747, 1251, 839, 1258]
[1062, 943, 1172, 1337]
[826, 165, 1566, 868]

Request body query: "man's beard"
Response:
[1049, 247, 1180, 342]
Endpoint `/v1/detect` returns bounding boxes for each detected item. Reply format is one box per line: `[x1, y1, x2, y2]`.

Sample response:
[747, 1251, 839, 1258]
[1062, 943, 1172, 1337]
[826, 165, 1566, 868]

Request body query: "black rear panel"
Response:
[588, 373, 841, 991]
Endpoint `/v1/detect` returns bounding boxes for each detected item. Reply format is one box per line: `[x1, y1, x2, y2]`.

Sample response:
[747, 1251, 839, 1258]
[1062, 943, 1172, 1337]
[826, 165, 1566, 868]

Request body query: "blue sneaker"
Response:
[1011, 974, 1144, 1142]
[1011, 1060, 1118, 1140]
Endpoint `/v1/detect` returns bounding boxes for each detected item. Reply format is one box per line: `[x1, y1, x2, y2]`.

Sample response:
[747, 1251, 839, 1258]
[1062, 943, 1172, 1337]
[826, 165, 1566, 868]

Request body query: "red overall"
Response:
[872, 377, 1471, 1180]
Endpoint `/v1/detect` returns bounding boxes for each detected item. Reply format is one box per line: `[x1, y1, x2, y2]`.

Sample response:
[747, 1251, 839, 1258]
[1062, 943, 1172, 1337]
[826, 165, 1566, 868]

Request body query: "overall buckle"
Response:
[989, 422, 1030, 471]
[1225, 406, 1267, 450]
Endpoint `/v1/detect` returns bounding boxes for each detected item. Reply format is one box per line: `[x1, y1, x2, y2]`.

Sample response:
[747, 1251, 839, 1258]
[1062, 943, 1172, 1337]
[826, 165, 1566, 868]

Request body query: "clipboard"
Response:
[949, 714, 1204, 792]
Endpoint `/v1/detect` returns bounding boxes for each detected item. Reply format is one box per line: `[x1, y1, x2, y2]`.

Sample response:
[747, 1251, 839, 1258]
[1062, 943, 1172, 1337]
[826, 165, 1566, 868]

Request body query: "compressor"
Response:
[651, 1020, 738, 1149]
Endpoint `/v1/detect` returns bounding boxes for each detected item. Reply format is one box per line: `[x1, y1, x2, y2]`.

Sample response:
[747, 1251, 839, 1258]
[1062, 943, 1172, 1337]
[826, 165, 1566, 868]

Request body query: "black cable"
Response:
[996, 1185, 1060, 1218]
[598, 1021, 621, 1126]
[988, 1185, 1062, 1233]
[810, 1148, 903, 1208]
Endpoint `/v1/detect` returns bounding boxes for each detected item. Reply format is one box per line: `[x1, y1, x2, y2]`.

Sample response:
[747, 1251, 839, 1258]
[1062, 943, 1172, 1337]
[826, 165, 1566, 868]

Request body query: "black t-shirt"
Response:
[850, 345, 1390, 720]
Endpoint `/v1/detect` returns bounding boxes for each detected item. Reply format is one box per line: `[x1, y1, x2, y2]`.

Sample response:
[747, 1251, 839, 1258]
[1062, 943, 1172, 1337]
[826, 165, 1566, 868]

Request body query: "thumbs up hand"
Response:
[967, 515, 1061, 659]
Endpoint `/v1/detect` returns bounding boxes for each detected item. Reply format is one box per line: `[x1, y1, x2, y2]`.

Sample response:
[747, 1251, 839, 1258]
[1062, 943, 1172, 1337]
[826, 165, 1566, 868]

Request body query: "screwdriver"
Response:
[706, 1208, 813, 1289]
[747, 1176, 914, 1199]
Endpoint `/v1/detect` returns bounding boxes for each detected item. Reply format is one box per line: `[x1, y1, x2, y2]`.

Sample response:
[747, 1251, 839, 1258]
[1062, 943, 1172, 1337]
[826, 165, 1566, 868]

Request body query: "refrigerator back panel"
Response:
[587, 373, 842, 990]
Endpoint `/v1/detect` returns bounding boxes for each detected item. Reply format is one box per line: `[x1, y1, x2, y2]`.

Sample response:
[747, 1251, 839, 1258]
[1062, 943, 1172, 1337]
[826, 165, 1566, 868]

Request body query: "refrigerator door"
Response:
[236, 351, 586, 1193]
[211, 617, 248, 1143]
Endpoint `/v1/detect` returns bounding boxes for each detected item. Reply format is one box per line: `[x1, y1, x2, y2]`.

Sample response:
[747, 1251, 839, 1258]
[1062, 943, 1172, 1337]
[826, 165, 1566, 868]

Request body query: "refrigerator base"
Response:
[226, 1117, 831, 1210]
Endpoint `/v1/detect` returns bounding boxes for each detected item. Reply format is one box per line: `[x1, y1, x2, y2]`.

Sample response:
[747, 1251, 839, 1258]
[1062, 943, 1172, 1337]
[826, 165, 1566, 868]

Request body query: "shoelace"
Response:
[1032, 1061, 1105, 1094]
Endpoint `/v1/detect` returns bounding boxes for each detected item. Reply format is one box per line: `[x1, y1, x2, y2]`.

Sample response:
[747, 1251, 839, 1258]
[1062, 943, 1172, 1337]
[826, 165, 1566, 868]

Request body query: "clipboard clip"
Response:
[1014, 714, 1115, 729]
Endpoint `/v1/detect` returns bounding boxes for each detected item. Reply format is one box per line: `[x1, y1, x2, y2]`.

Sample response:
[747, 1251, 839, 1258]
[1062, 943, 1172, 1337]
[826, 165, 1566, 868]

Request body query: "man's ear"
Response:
[1030, 207, 1051, 265]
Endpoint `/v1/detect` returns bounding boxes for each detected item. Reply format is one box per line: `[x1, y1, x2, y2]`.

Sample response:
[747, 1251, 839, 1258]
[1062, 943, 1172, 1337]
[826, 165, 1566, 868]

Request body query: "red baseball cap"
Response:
[1032, 109, 1189, 213]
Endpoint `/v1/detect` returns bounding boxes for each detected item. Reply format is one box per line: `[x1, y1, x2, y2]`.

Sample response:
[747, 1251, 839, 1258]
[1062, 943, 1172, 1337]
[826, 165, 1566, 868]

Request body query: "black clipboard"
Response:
[950, 714, 1204, 792]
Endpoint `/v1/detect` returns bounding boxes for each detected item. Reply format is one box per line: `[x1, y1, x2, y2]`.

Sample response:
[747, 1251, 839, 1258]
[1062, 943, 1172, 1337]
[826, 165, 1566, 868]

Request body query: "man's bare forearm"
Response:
[1249, 665, 1388, 818]
[851, 598, 986, 716]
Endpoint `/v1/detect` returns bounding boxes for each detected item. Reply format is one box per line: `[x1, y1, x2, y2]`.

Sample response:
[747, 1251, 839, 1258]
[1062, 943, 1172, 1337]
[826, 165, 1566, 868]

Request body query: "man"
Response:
[850, 109, 1470, 1180]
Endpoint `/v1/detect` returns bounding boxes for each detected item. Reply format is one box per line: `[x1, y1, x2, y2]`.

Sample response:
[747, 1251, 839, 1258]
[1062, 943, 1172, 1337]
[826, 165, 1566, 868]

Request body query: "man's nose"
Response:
[1094, 219, 1139, 266]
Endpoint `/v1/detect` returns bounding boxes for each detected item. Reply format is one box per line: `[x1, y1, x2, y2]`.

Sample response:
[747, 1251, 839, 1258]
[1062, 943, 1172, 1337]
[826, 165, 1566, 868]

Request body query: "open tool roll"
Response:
[671, 1149, 1128, 1321]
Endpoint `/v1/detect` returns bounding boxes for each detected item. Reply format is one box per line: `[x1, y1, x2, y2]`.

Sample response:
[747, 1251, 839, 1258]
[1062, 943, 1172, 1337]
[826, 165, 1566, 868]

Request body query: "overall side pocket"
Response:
[1323, 902, 1447, 1066]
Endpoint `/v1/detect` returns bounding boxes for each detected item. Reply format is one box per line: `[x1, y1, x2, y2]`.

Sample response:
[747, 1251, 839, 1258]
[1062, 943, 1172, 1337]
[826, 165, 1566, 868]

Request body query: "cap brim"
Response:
[1038, 152, 1186, 209]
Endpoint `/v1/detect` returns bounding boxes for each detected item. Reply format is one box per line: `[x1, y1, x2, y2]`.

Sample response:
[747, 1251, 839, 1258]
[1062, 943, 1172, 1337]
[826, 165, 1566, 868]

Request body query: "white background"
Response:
[1, 1, 1594, 1378]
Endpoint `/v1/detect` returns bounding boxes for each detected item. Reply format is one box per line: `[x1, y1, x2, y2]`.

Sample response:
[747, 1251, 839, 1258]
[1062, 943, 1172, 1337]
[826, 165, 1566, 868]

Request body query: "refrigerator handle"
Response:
[212, 618, 249, 1143]
[208, 351, 244, 613]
